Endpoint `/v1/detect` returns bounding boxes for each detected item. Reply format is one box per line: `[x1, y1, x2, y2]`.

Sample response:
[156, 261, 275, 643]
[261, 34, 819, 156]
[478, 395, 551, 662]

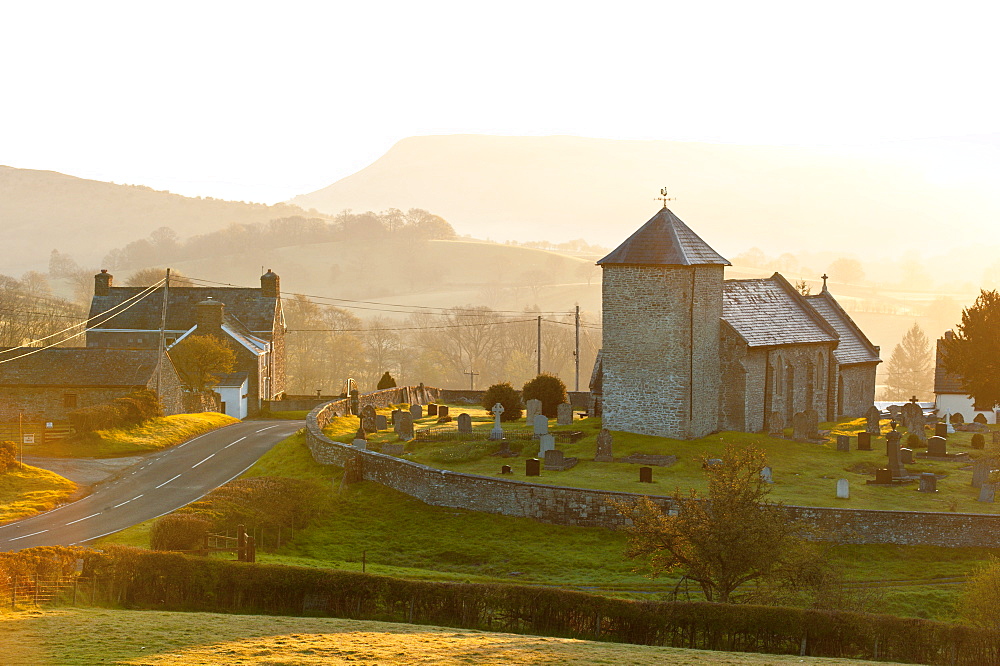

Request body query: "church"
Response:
[590, 206, 880, 439]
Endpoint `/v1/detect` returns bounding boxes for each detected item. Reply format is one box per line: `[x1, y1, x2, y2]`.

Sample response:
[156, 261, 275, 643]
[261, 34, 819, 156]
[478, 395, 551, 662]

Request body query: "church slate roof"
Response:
[722, 274, 838, 347]
[89, 287, 278, 334]
[804, 291, 881, 365]
[934, 333, 964, 394]
[597, 208, 731, 266]
[0, 348, 160, 387]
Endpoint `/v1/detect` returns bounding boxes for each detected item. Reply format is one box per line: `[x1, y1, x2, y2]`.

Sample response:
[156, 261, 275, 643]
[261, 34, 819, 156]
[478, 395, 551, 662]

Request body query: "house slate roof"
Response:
[597, 207, 731, 266]
[0, 348, 161, 387]
[804, 291, 881, 365]
[722, 274, 838, 348]
[934, 334, 964, 394]
[213, 372, 249, 388]
[89, 287, 278, 334]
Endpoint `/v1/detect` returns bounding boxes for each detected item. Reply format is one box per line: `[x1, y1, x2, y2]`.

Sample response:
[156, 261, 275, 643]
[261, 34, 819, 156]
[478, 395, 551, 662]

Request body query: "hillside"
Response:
[290, 134, 1000, 268]
[0, 165, 318, 275]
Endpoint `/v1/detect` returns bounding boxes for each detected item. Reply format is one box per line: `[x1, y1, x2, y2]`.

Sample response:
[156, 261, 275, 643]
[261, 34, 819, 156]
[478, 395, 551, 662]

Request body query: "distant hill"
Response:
[0, 165, 317, 274]
[289, 134, 1000, 264]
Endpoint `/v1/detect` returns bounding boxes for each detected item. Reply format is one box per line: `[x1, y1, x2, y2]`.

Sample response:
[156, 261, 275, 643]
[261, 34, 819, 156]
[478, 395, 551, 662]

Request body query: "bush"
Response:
[975, 413, 989, 424]
[482, 382, 522, 422]
[68, 389, 163, 434]
[0, 441, 17, 472]
[951, 413, 965, 425]
[150, 514, 212, 551]
[377, 372, 397, 390]
[522, 374, 568, 418]
[972, 433, 986, 449]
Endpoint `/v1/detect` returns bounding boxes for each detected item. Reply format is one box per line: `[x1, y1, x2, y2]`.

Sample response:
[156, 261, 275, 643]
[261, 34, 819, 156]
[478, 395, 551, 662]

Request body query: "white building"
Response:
[934, 330, 998, 424]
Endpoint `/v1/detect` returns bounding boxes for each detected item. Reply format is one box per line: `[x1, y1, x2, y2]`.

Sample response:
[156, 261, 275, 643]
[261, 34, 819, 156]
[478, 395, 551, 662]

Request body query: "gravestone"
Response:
[438, 405, 450, 418]
[972, 433, 986, 450]
[945, 412, 956, 434]
[980, 482, 995, 503]
[352, 437, 368, 450]
[525, 458, 540, 477]
[427, 404, 438, 417]
[761, 466, 773, 484]
[836, 478, 849, 499]
[375, 414, 388, 431]
[901, 402, 926, 444]
[594, 429, 614, 462]
[993, 431, 1000, 449]
[457, 413, 472, 433]
[972, 459, 994, 488]
[875, 468, 893, 484]
[525, 399, 542, 422]
[501, 465, 513, 474]
[792, 410, 819, 441]
[391, 409, 401, 426]
[935, 422, 949, 438]
[533, 414, 549, 436]
[382, 443, 405, 456]
[538, 434, 556, 456]
[836, 435, 850, 452]
[490, 403, 505, 440]
[639, 467, 653, 483]
[360, 405, 377, 433]
[857, 432, 872, 451]
[919, 473, 937, 493]
[865, 406, 882, 434]
[926, 435, 947, 457]
[886, 428, 904, 479]
[392, 410, 402, 436]
[397, 411, 414, 441]
[975, 413, 989, 425]
[410, 404, 423, 421]
[557, 402, 573, 426]
[544, 449, 578, 471]
[900, 448, 913, 464]
[767, 411, 784, 436]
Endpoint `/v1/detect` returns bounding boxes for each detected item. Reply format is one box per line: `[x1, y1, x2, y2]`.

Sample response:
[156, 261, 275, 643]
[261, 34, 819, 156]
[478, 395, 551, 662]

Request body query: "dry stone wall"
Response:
[305, 389, 1000, 548]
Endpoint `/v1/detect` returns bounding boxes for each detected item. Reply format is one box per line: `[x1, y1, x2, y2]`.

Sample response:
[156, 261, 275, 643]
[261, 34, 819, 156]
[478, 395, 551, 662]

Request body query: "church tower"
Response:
[597, 206, 729, 439]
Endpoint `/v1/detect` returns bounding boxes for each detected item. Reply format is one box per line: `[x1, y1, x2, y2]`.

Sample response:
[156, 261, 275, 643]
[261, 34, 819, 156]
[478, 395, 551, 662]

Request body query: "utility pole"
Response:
[575, 305, 580, 392]
[464, 370, 479, 391]
[18, 409, 23, 469]
[537, 315, 542, 376]
[155, 269, 170, 401]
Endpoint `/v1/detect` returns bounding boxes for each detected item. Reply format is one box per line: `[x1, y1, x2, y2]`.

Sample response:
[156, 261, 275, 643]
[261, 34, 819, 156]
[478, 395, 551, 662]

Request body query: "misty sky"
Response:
[2, 1, 999, 203]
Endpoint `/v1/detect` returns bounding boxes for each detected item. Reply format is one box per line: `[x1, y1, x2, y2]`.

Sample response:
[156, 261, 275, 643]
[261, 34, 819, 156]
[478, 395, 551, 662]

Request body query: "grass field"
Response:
[25, 413, 239, 458]
[0, 608, 905, 665]
[0, 464, 76, 524]
[327, 405, 1000, 514]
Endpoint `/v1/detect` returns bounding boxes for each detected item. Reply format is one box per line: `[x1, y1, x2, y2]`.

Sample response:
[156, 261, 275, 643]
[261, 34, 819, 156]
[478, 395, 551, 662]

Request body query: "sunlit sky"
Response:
[2, 1, 999, 203]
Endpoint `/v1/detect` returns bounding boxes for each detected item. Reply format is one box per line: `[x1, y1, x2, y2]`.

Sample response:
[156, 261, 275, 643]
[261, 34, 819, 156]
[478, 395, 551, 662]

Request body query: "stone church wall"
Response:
[839, 364, 878, 418]
[600, 264, 722, 439]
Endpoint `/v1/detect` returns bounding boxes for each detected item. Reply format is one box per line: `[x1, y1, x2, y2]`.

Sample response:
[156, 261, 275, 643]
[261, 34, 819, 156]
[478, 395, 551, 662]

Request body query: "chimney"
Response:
[944, 330, 955, 341]
[196, 297, 225, 334]
[261, 269, 280, 298]
[94, 269, 113, 296]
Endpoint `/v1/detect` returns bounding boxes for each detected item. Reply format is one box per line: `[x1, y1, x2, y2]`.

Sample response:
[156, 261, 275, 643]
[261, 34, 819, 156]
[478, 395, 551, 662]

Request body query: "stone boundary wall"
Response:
[305, 390, 1000, 548]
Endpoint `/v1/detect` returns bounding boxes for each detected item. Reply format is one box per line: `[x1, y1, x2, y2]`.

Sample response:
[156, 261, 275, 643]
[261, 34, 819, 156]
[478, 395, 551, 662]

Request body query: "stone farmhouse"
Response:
[933, 330, 998, 424]
[0, 348, 184, 421]
[87, 269, 286, 417]
[591, 206, 880, 439]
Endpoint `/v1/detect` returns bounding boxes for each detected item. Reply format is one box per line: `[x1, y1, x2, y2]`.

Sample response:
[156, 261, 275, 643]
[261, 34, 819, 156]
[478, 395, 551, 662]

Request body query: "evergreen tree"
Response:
[880, 323, 933, 401]
[941, 290, 1000, 409]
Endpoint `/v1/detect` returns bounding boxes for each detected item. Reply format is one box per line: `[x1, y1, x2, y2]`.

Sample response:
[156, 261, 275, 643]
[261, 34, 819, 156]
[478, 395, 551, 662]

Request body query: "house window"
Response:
[64, 394, 77, 409]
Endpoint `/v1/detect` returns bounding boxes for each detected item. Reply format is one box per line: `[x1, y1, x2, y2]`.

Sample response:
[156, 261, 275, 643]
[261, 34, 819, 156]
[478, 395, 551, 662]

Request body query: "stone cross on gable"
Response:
[821, 274, 828, 291]
[910, 396, 919, 404]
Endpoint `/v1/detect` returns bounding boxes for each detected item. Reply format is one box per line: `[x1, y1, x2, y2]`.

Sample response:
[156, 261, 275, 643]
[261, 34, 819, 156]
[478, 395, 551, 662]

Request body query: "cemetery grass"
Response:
[359, 407, 1000, 514]
[26, 413, 239, 458]
[0, 463, 76, 524]
[0, 608, 906, 666]
[99, 430, 994, 621]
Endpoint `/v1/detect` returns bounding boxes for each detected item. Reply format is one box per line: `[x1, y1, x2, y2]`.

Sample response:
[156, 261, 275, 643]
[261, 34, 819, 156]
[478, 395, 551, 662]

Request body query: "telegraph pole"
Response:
[575, 305, 580, 392]
[155, 269, 170, 401]
[464, 370, 479, 391]
[537, 315, 542, 375]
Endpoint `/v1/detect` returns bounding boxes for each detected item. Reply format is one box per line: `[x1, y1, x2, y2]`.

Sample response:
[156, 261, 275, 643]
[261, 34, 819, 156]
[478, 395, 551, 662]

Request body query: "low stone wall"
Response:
[305, 390, 1000, 548]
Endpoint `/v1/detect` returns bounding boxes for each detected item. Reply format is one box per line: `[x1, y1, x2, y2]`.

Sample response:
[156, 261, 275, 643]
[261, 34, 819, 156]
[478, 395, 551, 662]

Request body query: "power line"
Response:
[287, 318, 538, 333]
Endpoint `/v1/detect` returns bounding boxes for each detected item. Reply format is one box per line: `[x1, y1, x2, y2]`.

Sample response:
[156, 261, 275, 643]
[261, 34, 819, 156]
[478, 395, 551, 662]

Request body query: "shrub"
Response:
[482, 382, 522, 422]
[150, 514, 212, 551]
[0, 441, 17, 472]
[68, 389, 163, 434]
[972, 433, 986, 449]
[377, 372, 397, 390]
[522, 374, 568, 418]
[975, 413, 989, 424]
[951, 413, 965, 425]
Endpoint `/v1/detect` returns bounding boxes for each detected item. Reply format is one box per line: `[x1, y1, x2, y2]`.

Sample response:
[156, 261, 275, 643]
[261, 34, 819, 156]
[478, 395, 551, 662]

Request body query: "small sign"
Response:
[45, 422, 53, 429]
[23, 434, 34, 444]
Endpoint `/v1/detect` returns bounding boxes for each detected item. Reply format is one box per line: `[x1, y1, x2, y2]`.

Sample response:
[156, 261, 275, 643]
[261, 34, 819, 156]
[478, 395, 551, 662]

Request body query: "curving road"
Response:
[0, 420, 304, 551]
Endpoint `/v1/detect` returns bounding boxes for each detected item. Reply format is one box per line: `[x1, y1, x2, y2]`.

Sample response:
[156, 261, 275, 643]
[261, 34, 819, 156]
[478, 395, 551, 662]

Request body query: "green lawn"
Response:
[25, 413, 239, 458]
[326, 405, 1000, 514]
[0, 463, 77, 524]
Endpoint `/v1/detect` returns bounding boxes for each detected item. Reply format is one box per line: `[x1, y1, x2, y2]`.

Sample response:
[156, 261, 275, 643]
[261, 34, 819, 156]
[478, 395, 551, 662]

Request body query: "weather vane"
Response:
[655, 187, 675, 209]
